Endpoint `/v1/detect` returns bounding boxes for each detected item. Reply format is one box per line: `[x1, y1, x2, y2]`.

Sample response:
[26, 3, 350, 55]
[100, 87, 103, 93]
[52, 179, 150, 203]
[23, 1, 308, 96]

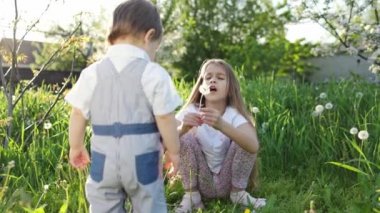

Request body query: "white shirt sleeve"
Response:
[64, 64, 97, 119]
[175, 108, 186, 122]
[175, 104, 197, 121]
[230, 108, 248, 128]
[142, 63, 182, 116]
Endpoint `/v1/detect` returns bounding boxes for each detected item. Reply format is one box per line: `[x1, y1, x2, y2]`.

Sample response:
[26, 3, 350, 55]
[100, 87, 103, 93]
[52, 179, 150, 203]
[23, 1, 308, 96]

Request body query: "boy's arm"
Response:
[155, 112, 180, 175]
[68, 107, 90, 169]
[176, 119, 189, 137]
[69, 107, 87, 148]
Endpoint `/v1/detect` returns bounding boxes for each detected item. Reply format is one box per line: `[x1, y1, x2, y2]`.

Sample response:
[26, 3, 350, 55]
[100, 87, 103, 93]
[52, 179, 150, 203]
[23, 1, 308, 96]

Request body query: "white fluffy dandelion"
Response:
[43, 121, 52, 130]
[315, 105, 324, 113]
[43, 184, 49, 193]
[358, 130, 369, 140]
[251, 107, 260, 114]
[199, 84, 210, 95]
[311, 111, 320, 117]
[325, 102, 333, 110]
[198, 84, 210, 109]
[7, 160, 15, 169]
[319, 92, 327, 99]
[355, 92, 363, 98]
[349, 127, 358, 135]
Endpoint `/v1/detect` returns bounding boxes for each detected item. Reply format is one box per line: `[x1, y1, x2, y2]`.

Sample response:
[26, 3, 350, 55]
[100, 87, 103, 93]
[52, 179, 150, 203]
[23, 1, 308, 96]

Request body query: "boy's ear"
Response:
[144, 29, 156, 43]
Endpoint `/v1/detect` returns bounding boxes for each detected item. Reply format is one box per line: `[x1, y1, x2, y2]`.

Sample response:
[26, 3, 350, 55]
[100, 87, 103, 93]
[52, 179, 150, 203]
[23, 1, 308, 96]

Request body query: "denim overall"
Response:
[85, 58, 166, 213]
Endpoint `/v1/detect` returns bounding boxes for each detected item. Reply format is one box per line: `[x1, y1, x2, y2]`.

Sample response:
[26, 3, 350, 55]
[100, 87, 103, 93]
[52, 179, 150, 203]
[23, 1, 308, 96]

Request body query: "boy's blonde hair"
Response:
[182, 58, 260, 191]
[108, 0, 163, 44]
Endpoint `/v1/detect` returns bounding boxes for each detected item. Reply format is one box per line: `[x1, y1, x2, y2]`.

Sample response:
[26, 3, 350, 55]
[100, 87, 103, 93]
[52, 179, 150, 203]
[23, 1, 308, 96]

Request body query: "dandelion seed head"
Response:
[358, 130, 369, 140]
[315, 104, 324, 113]
[43, 121, 52, 130]
[43, 184, 49, 192]
[7, 160, 15, 169]
[251, 107, 260, 114]
[355, 92, 363, 98]
[319, 92, 327, 99]
[199, 84, 210, 95]
[349, 127, 358, 135]
[311, 111, 320, 117]
[261, 122, 268, 129]
[325, 102, 333, 110]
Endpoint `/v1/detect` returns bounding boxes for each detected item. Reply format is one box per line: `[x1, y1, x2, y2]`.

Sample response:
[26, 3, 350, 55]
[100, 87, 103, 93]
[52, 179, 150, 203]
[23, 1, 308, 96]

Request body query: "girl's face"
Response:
[201, 63, 228, 102]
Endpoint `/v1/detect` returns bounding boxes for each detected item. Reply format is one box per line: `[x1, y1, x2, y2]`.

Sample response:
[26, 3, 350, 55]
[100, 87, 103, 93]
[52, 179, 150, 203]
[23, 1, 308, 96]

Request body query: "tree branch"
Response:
[12, 24, 81, 107]
[309, 0, 380, 66]
[373, 0, 379, 25]
[344, 0, 354, 43]
[4, 0, 20, 147]
[4, 0, 55, 79]
[23, 48, 77, 147]
[0, 56, 9, 97]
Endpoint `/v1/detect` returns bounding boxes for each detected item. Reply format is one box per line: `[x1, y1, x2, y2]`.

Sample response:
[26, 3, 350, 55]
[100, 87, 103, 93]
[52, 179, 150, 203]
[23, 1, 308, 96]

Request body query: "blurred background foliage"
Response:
[31, 0, 317, 82]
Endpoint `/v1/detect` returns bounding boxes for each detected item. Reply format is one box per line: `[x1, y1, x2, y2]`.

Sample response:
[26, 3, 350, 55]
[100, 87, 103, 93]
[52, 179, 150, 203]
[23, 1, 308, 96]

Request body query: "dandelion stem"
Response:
[198, 94, 204, 111]
[35, 191, 46, 209]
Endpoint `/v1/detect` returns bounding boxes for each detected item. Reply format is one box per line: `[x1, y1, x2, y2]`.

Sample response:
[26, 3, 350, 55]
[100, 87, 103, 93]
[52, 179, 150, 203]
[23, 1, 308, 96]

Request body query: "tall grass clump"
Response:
[0, 85, 89, 212]
[238, 72, 379, 212]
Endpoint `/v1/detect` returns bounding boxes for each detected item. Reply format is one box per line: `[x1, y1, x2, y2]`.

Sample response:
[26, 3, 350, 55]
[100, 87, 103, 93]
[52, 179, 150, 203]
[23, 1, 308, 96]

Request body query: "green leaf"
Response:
[327, 162, 369, 176]
[33, 207, 45, 213]
[350, 141, 367, 159]
[59, 202, 68, 213]
[22, 207, 45, 213]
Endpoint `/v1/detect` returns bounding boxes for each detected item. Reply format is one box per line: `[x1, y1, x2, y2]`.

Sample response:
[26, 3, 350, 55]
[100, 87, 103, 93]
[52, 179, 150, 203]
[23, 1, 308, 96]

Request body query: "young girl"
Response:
[175, 59, 266, 212]
[65, 0, 181, 212]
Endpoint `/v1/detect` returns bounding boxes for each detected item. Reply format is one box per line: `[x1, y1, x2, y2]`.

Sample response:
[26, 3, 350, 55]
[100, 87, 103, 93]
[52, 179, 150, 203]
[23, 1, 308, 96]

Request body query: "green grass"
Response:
[0, 76, 379, 212]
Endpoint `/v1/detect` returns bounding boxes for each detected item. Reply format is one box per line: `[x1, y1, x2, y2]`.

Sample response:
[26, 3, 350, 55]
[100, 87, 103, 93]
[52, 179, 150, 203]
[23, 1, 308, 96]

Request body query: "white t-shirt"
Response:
[65, 44, 182, 119]
[176, 104, 248, 173]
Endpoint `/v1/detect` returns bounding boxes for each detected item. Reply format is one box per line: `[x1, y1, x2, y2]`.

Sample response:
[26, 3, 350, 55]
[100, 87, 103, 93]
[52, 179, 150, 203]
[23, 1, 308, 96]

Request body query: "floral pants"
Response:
[179, 131, 256, 199]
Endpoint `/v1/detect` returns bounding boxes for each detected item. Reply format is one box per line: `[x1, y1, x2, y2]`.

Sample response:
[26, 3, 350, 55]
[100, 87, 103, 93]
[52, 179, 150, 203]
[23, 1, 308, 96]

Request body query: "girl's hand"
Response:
[181, 112, 203, 132]
[69, 146, 90, 170]
[199, 107, 224, 129]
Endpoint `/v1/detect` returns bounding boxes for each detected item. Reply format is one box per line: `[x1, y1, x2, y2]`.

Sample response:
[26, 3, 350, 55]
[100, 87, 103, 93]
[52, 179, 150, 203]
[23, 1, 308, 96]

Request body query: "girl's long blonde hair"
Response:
[182, 58, 260, 190]
[182, 59, 253, 126]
